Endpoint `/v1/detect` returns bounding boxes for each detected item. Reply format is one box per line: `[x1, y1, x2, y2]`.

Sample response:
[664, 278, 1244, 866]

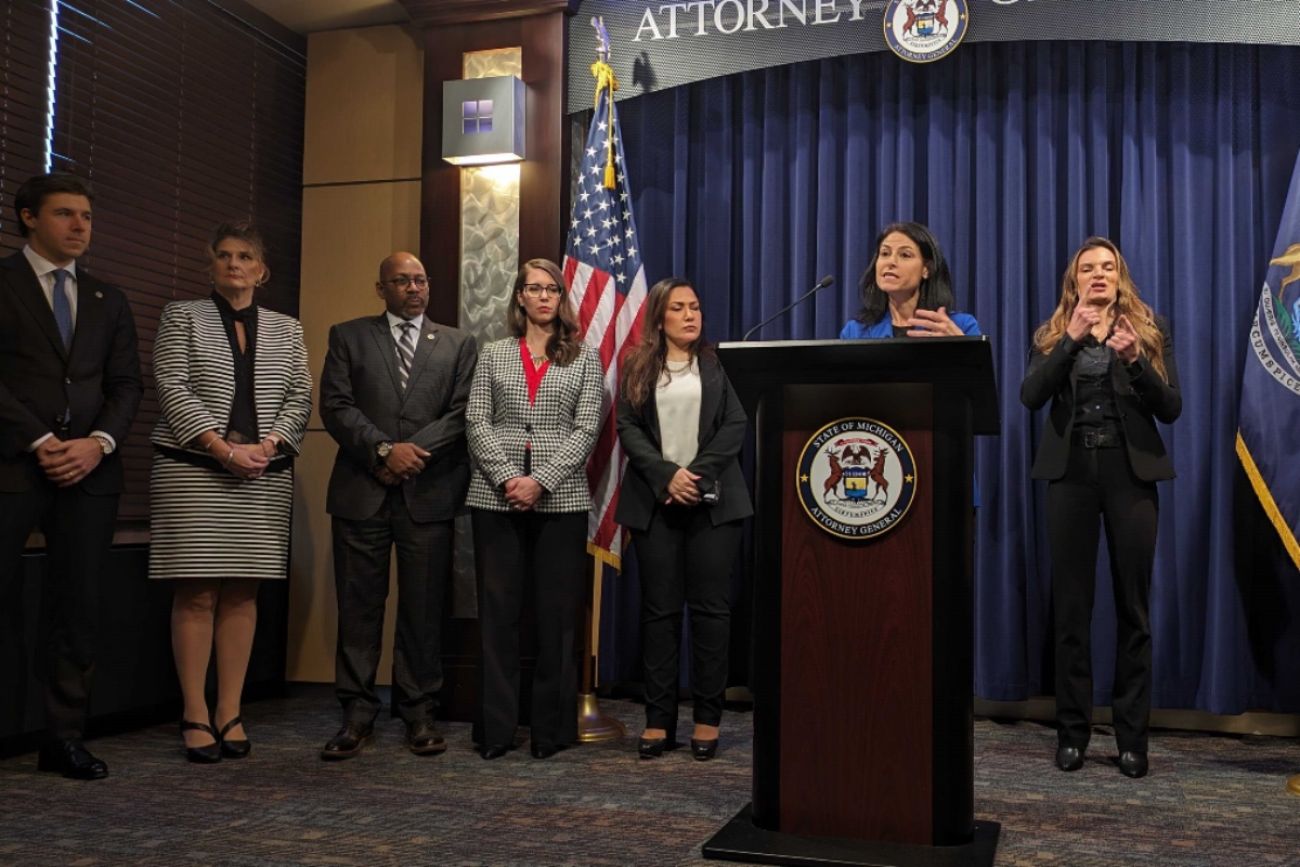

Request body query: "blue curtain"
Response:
[596, 41, 1300, 715]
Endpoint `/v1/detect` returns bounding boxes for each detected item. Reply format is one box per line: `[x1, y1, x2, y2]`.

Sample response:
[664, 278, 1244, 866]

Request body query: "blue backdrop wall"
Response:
[595, 41, 1300, 715]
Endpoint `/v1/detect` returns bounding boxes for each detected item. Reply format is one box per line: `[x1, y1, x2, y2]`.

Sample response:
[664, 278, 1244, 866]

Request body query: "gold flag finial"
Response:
[590, 16, 619, 190]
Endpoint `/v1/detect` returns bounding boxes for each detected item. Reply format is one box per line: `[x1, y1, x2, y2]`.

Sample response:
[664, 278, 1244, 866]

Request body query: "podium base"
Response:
[702, 805, 999, 867]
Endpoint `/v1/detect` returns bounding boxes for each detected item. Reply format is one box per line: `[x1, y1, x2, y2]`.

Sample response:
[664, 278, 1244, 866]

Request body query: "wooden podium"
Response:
[703, 338, 1000, 867]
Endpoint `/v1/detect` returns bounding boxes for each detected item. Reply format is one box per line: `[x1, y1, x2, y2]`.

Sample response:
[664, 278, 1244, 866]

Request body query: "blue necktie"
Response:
[52, 269, 73, 349]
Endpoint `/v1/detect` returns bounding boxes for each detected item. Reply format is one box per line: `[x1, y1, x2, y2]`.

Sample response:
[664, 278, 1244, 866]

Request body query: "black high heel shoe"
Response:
[638, 736, 679, 760]
[217, 717, 251, 759]
[180, 720, 221, 764]
[690, 737, 719, 761]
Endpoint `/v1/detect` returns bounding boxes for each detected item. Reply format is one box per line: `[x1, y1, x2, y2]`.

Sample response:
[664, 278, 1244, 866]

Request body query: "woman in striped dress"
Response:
[149, 222, 311, 762]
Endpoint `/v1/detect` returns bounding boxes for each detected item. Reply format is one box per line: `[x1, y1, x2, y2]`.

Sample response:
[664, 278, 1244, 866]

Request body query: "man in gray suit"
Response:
[318, 251, 476, 759]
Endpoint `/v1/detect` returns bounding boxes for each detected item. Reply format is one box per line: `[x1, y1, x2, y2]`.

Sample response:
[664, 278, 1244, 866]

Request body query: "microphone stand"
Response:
[742, 276, 835, 341]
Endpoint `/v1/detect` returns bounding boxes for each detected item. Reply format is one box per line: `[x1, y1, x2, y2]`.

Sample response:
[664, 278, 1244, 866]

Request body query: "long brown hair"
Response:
[1032, 237, 1168, 381]
[621, 277, 714, 411]
[508, 258, 582, 366]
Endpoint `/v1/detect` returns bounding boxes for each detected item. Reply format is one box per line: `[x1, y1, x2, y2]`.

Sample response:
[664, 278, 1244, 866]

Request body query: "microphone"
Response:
[742, 275, 835, 341]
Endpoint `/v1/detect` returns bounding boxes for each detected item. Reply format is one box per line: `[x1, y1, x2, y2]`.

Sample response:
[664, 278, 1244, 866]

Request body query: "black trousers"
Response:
[471, 508, 586, 748]
[632, 504, 742, 731]
[331, 488, 453, 726]
[0, 484, 118, 741]
[1048, 443, 1159, 753]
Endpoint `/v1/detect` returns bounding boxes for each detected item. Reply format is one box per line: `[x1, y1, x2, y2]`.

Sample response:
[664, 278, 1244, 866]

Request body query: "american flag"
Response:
[563, 59, 646, 570]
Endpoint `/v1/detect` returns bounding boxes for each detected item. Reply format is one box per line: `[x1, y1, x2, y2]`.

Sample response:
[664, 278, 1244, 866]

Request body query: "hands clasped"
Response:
[375, 442, 431, 486]
[664, 467, 702, 506]
[226, 444, 269, 480]
[36, 437, 103, 488]
[505, 476, 544, 511]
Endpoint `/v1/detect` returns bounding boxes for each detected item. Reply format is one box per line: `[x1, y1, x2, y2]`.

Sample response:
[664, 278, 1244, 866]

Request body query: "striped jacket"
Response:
[150, 298, 312, 458]
[465, 337, 603, 513]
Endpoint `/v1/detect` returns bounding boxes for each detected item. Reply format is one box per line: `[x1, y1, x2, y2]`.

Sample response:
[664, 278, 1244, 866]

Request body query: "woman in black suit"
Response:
[1021, 237, 1180, 780]
[616, 277, 752, 761]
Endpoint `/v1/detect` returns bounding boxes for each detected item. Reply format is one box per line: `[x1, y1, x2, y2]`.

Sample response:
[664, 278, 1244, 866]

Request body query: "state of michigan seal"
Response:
[796, 418, 918, 541]
[883, 0, 970, 64]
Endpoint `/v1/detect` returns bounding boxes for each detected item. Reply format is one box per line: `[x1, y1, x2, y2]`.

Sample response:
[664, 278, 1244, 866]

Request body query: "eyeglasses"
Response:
[522, 283, 563, 298]
[381, 275, 429, 289]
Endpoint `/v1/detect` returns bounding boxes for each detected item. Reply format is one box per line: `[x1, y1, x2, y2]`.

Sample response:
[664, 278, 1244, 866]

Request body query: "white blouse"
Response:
[657, 358, 701, 467]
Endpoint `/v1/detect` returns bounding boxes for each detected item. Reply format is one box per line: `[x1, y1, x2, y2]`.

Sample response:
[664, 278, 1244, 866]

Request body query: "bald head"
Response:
[379, 251, 423, 283]
[376, 251, 429, 319]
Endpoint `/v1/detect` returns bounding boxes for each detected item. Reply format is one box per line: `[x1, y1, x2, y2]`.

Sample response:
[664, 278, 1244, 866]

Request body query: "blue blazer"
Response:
[839, 311, 981, 339]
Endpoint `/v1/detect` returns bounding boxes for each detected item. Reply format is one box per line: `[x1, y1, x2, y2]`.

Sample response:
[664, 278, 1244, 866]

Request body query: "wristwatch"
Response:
[91, 434, 112, 455]
[376, 441, 394, 464]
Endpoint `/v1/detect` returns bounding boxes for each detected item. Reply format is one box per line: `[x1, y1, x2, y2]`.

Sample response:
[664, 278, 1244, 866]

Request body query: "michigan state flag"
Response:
[1237, 152, 1300, 571]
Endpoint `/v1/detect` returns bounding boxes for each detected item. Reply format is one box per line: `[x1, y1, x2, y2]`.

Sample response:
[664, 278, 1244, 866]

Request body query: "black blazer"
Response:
[320, 313, 477, 523]
[1020, 316, 1181, 482]
[615, 353, 753, 531]
[0, 252, 142, 494]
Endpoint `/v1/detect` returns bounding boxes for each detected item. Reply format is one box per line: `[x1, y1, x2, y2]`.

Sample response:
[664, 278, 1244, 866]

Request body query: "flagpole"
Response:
[575, 13, 627, 745]
[577, 550, 625, 742]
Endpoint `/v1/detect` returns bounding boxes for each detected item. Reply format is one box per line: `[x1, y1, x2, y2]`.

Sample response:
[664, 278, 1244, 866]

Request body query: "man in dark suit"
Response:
[0, 172, 142, 779]
[318, 251, 477, 759]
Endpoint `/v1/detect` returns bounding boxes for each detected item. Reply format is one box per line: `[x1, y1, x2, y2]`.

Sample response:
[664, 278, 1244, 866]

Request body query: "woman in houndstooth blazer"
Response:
[466, 258, 603, 759]
[149, 222, 311, 763]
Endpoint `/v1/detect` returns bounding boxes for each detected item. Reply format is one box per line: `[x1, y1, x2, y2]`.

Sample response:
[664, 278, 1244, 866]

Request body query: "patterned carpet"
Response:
[0, 687, 1297, 866]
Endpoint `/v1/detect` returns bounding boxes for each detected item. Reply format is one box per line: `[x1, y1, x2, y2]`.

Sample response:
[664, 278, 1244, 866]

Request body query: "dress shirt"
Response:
[385, 310, 425, 342]
[1072, 343, 1123, 432]
[21, 245, 116, 454]
[22, 244, 79, 324]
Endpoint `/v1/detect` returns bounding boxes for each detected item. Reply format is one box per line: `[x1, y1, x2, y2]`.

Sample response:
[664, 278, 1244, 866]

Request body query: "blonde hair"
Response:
[1032, 237, 1167, 381]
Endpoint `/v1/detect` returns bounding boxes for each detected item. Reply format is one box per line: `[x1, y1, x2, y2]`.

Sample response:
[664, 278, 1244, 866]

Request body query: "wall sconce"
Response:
[442, 75, 526, 166]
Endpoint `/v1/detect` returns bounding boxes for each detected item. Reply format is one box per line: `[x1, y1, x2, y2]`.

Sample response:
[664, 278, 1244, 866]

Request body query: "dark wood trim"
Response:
[399, 0, 577, 28]
[418, 12, 569, 327]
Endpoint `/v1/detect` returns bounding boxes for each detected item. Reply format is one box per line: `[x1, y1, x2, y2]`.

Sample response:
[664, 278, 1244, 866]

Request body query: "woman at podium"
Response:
[1021, 237, 1181, 780]
[839, 222, 981, 339]
[616, 277, 753, 761]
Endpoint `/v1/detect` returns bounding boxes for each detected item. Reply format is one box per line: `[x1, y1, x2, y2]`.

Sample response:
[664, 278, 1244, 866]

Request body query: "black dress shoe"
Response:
[530, 741, 559, 759]
[179, 720, 222, 764]
[480, 743, 511, 760]
[1054, 744, 1084, 772]
[690, 738, 719, 761]
[1118, 750, 1149, 779]
[638, 736, 679, 760]
[320, 723, 373, 761]
[405, 719, 447, 756]
[217, 717, 251, 760]
[37, 739, 109, 780]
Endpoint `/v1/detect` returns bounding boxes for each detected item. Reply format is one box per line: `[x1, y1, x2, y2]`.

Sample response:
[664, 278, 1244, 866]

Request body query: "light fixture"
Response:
[443, 76, 525, 166]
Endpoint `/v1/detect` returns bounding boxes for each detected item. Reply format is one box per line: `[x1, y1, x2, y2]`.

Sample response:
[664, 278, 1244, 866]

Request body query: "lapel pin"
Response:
[425, 333, 434, 340]
[95, 291, 103, 299]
